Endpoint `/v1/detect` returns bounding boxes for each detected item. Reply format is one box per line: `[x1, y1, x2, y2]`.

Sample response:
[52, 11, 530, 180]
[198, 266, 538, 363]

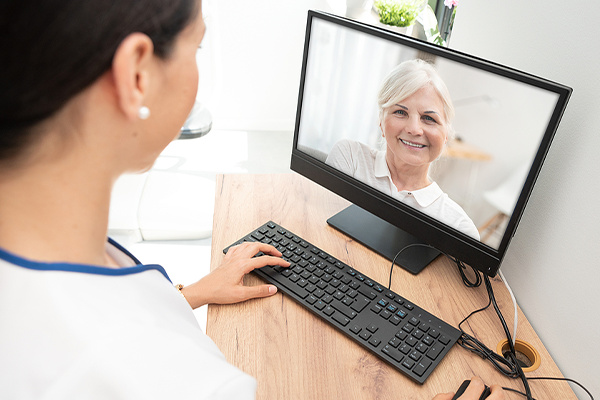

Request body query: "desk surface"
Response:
[207, 174, 575, 400]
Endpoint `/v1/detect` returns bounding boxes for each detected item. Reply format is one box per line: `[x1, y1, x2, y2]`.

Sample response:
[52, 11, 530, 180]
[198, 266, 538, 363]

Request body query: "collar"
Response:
[402, 181, 444, 207]
[374, 151, 444, 207]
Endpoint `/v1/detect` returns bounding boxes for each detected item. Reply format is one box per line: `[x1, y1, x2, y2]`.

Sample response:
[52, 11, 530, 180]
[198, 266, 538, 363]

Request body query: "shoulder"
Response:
[0, 262, 256, 399]
[328, 139, 378, 162]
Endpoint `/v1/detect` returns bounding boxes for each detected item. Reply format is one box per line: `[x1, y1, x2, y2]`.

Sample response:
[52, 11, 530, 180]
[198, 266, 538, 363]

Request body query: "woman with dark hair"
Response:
[0, 1, 288, 398]
[0, 1, 502, 399]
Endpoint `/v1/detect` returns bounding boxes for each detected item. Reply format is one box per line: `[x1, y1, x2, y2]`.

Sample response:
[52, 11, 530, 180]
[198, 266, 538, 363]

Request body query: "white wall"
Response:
[450, 1, 600, 398]
[199, 0, 339, 131]
[203, 0, 600, 397]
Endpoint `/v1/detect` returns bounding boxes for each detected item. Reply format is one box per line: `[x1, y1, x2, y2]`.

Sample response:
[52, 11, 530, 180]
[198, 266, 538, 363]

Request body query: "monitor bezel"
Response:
[290, 10, 572, 277]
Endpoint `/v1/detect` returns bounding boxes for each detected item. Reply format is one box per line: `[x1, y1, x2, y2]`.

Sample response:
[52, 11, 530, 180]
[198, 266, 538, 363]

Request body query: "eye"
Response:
[392, 109, 407, 116]
[422, 114, 438, 123]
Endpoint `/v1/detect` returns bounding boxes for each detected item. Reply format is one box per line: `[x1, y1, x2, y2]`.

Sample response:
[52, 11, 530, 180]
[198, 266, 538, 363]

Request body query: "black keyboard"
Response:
[224, 221, 461, 384]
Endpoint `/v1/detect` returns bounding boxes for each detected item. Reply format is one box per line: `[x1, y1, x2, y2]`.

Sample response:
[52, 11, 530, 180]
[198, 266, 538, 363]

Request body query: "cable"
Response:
[387, 247, 594, 400]
[502, 377, 594, 400]
[498, 268, 518, 347]
[387, 243, 482, 290]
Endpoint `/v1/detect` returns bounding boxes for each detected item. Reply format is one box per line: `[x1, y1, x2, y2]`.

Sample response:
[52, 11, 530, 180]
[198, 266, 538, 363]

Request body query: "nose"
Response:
[405, 115, 423, 136]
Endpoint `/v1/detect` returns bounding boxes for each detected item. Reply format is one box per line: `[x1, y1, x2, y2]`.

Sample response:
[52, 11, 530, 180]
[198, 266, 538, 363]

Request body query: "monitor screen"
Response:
[291, 11, 571, 276]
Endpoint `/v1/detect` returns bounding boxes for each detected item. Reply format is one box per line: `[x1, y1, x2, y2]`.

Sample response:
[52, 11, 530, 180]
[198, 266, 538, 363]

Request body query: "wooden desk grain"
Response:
[207, 174, 575, 400]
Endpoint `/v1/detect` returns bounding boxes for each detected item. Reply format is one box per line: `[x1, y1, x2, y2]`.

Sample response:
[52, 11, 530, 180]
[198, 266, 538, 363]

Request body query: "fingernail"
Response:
[269, 286, 277, 294]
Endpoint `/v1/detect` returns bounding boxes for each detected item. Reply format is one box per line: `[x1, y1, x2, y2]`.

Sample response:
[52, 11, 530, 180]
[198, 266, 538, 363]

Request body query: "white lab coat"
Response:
[0, 239, 256, 399]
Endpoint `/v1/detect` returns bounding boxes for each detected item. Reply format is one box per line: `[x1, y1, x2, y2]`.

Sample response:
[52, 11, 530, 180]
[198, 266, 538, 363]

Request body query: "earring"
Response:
[138, 106, 150, 120]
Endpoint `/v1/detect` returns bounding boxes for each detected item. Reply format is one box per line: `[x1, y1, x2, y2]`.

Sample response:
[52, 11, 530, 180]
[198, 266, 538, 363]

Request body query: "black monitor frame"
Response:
[290, 10, 572, 277]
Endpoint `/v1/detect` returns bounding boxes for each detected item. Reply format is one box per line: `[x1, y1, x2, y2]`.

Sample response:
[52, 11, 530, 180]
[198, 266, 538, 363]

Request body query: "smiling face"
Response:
[381, 85, 448, 175]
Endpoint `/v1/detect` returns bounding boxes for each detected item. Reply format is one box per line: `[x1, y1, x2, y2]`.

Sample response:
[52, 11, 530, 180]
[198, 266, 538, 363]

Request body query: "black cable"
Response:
[387, 243, 481, 290]
[502, 377, 594, 400]
[387, 247, 594, 400]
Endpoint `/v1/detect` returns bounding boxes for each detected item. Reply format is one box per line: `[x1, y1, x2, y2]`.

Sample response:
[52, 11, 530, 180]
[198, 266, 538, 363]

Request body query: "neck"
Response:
[0, 143, 117, 267]
[385, 151, 431, 192]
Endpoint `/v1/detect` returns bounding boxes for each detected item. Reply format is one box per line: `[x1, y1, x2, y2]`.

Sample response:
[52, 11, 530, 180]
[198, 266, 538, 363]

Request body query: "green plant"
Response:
[375, 0, 422, 28]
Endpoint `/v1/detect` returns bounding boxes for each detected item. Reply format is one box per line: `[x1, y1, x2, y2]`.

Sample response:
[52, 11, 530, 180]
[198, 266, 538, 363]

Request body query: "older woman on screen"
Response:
[326, 59, 480, 240]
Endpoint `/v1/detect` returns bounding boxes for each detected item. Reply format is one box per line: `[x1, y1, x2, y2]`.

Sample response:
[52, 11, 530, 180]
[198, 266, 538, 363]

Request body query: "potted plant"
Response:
[374, 0, 424, 32]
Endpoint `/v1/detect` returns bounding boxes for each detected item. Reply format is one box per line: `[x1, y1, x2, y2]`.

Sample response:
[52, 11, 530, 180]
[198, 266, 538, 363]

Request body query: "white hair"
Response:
[377, 59, 455, 140]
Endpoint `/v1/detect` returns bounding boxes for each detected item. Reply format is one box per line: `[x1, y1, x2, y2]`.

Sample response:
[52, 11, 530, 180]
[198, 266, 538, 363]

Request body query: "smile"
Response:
[400, 139, 426, 148]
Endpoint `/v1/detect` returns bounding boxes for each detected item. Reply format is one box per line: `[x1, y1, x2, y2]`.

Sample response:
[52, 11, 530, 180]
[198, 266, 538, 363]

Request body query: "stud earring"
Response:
[138, 106, 150, 120]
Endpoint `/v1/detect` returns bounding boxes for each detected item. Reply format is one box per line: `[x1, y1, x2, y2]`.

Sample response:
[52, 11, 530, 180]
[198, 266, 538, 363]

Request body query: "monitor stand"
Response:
[327, 204, 441, 274]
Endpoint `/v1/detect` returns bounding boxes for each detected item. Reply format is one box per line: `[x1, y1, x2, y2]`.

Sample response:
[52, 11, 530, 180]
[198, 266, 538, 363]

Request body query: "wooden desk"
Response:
[207, 174, 575, 399]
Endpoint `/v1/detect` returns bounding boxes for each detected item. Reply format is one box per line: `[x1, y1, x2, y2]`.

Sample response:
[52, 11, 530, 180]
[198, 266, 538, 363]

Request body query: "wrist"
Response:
[179, 280, 210, 309]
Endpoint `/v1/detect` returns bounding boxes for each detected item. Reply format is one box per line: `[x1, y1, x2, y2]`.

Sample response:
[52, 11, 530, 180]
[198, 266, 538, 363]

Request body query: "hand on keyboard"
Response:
[181, 242, 290, 308]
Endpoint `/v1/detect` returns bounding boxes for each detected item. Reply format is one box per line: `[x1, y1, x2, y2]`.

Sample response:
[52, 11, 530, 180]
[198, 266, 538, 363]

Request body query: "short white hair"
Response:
[377, 59, 455, 140]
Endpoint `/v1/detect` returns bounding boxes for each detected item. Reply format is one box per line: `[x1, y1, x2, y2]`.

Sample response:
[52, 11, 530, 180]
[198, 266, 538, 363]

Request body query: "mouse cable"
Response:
[501, 376, 594, 400]
[387, 244, 481, 290]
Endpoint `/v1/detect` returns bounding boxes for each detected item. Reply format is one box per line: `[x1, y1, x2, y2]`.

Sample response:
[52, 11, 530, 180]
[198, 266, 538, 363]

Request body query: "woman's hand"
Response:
[431, 377, 504, 400]
[181, 242, 290, 309]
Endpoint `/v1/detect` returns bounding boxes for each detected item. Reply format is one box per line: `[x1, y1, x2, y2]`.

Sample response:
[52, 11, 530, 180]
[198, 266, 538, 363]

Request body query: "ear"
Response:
[111, 33, 154, 121]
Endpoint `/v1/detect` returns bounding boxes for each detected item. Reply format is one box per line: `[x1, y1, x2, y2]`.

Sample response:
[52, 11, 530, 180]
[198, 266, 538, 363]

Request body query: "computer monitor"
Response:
[291, 10, 571, 277]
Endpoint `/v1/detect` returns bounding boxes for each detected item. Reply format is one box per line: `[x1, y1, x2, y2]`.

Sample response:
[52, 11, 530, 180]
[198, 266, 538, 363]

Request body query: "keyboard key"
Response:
[297, 279, 308, 288]
[332, 312, 350, 326]
[358, 287, 377, 300]
[399, 344, 411, 355]
[416, 343, 428, 354]
[395, 330, 408, 341]
[360, 331, 372, 341]
[409, 350, 422, 361]
[382, 345, 404, 363]
[370, 305, 382, 314]
[427, 344, 444, 360]
[369, 337, 381, 347]
[422, 335, 434, 346]
[379, 310, 392, 320]
[366, 324, 378, 333]
[321, 294, 333, 303]
[350, 298, 370, 313]
[413, 359, 432, 377]
[331, 299, 358, 319]
[323, 306, 335, 316]
[402, 358, 415, 370]
[350, 325, 362, 334]
[439, 335, 451, 345]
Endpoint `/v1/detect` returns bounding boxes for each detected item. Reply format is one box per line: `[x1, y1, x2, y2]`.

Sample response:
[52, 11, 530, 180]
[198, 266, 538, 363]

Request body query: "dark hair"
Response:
[0, 0, 197, 162]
